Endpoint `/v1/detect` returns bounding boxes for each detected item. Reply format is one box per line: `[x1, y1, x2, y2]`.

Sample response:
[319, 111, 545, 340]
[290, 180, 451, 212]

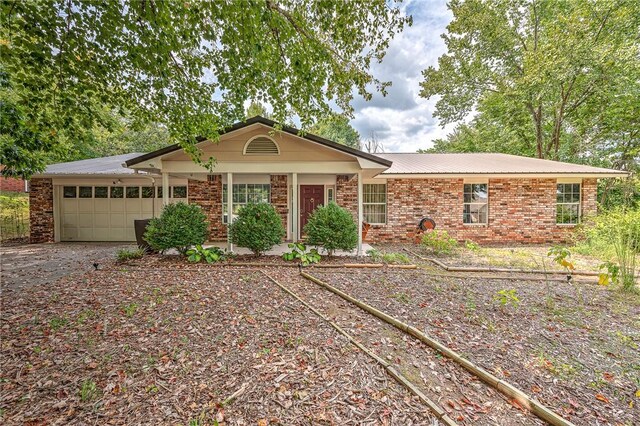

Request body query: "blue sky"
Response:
[350, 0, 455, 152]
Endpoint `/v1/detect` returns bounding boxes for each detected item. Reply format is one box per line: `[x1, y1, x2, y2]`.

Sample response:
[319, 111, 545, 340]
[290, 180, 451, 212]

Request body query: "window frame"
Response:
[556, 182, 581, 225]
[362, 183, 387, 225]
[222, 183, 271, 224]
[463, 182, 489, 225]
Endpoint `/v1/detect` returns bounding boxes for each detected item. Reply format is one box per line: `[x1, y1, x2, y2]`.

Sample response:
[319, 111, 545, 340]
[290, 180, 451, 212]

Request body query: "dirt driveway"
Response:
[0, 242, 135, 289]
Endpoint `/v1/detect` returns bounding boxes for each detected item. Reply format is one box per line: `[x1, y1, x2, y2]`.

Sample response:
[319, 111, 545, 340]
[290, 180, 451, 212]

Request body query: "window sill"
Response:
[462, 223, 488, 227]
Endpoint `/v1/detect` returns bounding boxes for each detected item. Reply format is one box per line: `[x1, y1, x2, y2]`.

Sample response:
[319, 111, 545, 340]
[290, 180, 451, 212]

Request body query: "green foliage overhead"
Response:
[228, 203, 285, 256]
[303, 202, 357, 255]
[1, 1, 411, 176]
[420, 0, 640, 164]
[310, 113, 361, 148]
[144, 202, 209, 255]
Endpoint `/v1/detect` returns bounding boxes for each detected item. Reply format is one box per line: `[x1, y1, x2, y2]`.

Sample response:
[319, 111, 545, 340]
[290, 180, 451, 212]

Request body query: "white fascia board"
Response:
[379, 173, 628, 179]
[163, 161, 362, 174]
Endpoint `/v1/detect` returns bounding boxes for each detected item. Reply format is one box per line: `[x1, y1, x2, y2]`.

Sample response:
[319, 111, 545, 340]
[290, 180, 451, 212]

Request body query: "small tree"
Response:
[144, 202, 208, 255]
[228, 203, 285, 255]
[304, 202, 357, 256]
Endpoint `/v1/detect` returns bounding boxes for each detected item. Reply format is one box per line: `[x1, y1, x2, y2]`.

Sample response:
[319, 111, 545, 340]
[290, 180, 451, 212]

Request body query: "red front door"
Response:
[300, 185, 324, 237]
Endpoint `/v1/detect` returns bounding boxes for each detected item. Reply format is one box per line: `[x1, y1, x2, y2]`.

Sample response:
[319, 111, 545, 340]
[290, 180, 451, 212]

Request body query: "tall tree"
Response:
[360, 131, 385, 153]
[246, 101, 270, 119]
[310, 113, 361, 148]
[420, 0, 640, 161]
[0, 0, 410, 176]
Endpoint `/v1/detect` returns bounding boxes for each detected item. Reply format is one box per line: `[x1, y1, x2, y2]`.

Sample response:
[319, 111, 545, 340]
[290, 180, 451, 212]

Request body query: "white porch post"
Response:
[357, 172, 363, 256]
[226, 172, 233, 252]
[161, 172, 170, 206]
[292, 173, 298, 241]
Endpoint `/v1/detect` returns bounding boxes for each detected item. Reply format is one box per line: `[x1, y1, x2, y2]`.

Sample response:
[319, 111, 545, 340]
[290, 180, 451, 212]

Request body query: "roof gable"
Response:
[125, 116, 392, 168]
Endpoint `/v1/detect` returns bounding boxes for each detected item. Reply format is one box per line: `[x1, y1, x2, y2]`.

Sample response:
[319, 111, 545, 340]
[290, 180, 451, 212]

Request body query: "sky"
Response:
[350, 0, 455, 153]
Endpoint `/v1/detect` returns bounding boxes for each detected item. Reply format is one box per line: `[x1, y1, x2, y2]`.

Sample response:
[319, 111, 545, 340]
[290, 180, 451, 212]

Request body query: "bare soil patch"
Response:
[309, 268, 640, 426]
[1, 265, 434, 425]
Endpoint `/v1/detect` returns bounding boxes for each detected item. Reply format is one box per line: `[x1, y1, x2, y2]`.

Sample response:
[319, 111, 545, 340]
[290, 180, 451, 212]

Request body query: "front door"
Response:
[300, 185, 324, 237]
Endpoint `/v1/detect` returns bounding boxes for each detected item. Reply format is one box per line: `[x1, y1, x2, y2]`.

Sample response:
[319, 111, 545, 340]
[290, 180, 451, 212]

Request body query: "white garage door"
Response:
[60, 185, 187, 241]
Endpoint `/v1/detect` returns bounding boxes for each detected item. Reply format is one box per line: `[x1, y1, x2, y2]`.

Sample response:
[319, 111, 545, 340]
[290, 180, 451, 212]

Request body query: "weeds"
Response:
[421, 230, 458, 254]
[493, 289, 520, 309]
[116, 248, 145, 262]
[282, 242, 321, 265]
[49, 316, 68, 331]
[79, 379, 99, 402]
[121, 303, 138, 317]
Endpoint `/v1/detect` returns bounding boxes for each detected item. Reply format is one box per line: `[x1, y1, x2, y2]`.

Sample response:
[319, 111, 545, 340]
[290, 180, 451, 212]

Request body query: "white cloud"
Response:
[351, 0, 456, 152]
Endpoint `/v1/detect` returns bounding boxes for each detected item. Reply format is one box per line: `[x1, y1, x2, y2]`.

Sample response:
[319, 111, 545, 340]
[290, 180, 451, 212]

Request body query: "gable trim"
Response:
[124, 116, 392, 168]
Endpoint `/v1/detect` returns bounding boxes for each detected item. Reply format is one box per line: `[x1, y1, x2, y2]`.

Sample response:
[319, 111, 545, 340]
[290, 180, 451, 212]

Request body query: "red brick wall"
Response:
[270, 175, 288, 238]
[188, 176, 226, 241]
[336, 174, 358, 222]
[352, 178, 598, 245]
[1, 176, 26, 192]
[29, 178, 54, 243]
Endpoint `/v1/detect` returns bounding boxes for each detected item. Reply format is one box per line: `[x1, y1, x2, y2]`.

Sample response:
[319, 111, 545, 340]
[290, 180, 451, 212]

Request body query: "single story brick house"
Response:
[30, 116, 626, 253]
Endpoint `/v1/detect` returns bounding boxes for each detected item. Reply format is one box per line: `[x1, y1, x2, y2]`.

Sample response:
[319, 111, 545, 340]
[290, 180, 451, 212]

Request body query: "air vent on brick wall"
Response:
[243, 136, 280, 155]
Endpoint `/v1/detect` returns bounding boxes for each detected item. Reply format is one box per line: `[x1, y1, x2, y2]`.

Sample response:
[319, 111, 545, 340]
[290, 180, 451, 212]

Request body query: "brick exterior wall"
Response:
[270, 175, 288, 238]
[1, 176, 27, 192]
[338, 177, 598, 245]
[336, 175, 358, 222]
[29, 178, 54, 243]
[188, 175, 226, 241]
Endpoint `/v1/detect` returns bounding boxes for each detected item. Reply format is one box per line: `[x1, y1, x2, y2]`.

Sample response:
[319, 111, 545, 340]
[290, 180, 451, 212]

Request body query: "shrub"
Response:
[116, 248, 145, 262]
[382, 252, 411, 264]
[465, 240, 480, 251]
[303, 202, 357, 256]
[228, 202, 285, 255]
[0, 192, 29, 240]
[576, 208, 639, 291]
[282, 242, 321, 265]
[421, 230, 458, 254]
[144, 202, 209, 255]
[186, 245, 226, 263]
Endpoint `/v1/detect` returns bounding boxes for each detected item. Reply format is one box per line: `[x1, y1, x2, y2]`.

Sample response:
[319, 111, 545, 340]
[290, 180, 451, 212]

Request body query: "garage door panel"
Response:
[94, 213, 110, 228]
[78, 200, 94, 212]
[60, 185, 146, 242]
[78, 228, 94, 240]
[110, 213, 125, 227]
[78, 213, 93, 227]
[110, 200, 125, 212]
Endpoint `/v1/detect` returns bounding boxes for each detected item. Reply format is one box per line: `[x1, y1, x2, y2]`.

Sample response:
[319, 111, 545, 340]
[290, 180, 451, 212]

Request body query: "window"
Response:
[141, 186, 155, 198]
[557, 183, 581, 224]
[222, 183, 271, 223]
[79, 186, 92, 198]
[463, 183, 488, 224]
[327, 187, 335, 204]
[110, 187, 124, 198]
[63, 186, 77, 198]
[172, 186, 187, 198]
[157, 186, 163, 198]
[363, 184, 386, 224]
[126, 186, 140, 198]
[94, 187, 108, 198]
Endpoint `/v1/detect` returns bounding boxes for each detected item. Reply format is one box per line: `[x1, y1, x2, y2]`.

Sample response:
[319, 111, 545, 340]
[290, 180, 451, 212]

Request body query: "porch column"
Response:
[226, 172, 233, 252]
[291, 173, 298, 241]
[161, 172, 170, 206]
[357, 172, 363, 256]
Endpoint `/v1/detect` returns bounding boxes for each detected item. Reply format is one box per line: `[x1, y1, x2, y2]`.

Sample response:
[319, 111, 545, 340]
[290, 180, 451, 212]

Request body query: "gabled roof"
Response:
[39, 153, 145, 176]
[377, 153, 627, 177]
[124, 116, 393, 168]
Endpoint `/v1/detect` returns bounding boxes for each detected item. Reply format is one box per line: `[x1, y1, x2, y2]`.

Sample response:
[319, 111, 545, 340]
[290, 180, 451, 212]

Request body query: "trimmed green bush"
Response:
[144, 202, 209, 255]
[228, 202, 285, 255]
[421, 229, 458, 254]
[304, 202, 357, 256]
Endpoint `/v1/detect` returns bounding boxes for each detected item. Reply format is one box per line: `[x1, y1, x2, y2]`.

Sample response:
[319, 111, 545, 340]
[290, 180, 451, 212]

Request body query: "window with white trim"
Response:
[222, 183, 271, 224]
[463, 183, 488, 224]
[363, 183, 386, 224]
[556, 183, 581, 224]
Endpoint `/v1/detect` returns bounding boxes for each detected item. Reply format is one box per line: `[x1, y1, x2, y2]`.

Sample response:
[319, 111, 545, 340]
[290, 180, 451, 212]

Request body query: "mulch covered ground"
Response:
[309, 265, 640, 426]
[1, 265, 435, 425]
